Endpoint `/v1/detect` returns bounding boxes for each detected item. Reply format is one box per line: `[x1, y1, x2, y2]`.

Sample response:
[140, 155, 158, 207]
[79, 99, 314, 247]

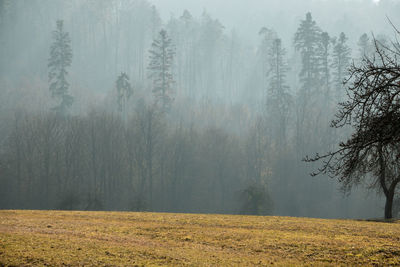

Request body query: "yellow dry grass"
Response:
[0, 210, 400, 266]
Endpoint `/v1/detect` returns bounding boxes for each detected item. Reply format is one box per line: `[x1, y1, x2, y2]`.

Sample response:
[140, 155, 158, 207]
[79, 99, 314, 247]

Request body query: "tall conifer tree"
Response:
[358, 33, 372, 58]
[48, 20, 73, 115]
[332, 32, 352, 98]
[148, 29, 175, 112]
[116, 72, 133, 121]
[267, 38, 292, 146]
[294, 12, 322, 97]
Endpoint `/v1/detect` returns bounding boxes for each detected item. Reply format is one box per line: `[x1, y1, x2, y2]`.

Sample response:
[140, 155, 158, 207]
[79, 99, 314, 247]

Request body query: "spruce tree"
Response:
[148, 29, 175, 112]
[293, 12, 323, 154]
[151, 5, 161, 39]
[358, 33, 372, 58]
[319, 32, 333, 98]
[267, 38, 292, 146]
[116, 72, 133, 121]
[332, 32, 351, 98]
[48, 20, 73, 115]
[181, 9, 193, 25]
[294, 12, 322, 97]
[259, 27, 277, 89]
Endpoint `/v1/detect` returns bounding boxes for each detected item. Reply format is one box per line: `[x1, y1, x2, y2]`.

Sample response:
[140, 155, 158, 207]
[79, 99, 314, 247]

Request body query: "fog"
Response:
[1, 0, 399, 218]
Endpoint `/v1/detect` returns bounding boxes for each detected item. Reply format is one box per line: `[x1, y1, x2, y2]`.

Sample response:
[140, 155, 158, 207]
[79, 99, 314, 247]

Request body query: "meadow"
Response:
[1, 210, 400, 266]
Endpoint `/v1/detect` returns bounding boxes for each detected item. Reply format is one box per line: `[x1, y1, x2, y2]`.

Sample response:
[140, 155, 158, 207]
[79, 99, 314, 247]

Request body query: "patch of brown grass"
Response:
[1, 210, 399, 266]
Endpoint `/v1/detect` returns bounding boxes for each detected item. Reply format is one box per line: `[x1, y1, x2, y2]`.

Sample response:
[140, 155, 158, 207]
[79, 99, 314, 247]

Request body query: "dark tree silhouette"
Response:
[319, 31, 333, 98]
[239, 185, 273, 215]
[294, 12, 322, 97]
[267, 38, 292, 146]
[116, 72, 133, 121]
[48, 20, 73, 115]
[293, 12, 323, 152]
[305, 31, 400, 219]
[358, 33, 373, 59]
[148, 29, 175, 112]
[331, 32, 352, 97]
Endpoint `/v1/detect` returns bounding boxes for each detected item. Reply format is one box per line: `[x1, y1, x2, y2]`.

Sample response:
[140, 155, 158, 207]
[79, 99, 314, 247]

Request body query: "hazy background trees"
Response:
[1, 0, 399, 218]
[307, 32, 400, 219]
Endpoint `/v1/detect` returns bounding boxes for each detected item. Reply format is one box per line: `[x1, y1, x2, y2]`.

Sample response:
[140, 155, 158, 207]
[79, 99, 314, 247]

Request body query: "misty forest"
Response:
[1, 0, 400, 220]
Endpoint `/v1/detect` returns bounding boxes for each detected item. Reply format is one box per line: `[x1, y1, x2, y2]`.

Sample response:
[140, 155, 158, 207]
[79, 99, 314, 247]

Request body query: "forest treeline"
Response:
[0, 0, 398, 217]
[1, 110, 273, 214]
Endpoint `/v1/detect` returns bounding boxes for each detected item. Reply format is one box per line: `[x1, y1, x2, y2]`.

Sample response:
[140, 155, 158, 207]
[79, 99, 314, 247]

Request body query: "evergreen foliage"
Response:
[319, 32, 333, 97]
[116, 72, 133, 117]
[148, 29, 175, 112]
[48, 20, 73, 115]
[294, 12, 322, 96]
[332, 32, 352, 96]
[267, 38, 292, 145]
[358, 33, 373, 59]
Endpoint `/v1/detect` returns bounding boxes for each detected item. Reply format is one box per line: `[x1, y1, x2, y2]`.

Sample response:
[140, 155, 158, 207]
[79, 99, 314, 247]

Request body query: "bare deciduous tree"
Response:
[306, 28, 400, 219]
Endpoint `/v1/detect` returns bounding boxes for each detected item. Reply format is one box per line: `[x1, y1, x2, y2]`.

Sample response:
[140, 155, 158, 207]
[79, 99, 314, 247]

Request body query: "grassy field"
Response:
[1, 210, 400, 266]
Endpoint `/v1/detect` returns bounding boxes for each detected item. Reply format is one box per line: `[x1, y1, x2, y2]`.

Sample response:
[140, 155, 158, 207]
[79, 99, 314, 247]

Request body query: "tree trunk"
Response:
[377, 142, 395, 220]
[385, 189, 394, 219]
[385, 180, 400, 219]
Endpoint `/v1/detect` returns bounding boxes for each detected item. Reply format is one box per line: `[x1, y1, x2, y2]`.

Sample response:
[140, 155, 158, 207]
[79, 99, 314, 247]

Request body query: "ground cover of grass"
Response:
[1, 210, 400, 266]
